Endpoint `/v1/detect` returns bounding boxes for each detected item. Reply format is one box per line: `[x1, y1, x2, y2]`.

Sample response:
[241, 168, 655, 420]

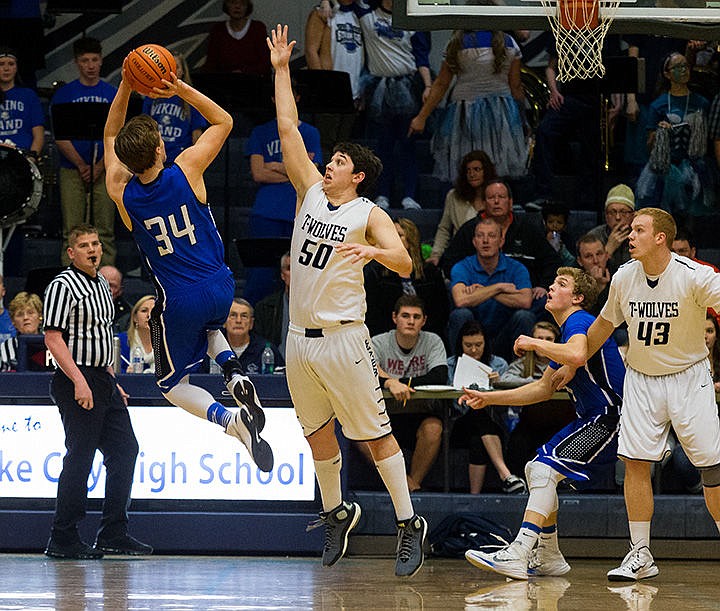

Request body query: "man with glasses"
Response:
[587, 184, 635, 272]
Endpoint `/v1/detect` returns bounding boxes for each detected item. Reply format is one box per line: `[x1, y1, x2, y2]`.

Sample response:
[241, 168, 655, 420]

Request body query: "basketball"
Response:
[125, 44, 176, 96]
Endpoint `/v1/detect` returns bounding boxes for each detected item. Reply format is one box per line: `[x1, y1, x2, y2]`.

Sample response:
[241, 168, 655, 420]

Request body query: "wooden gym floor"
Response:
[0, 554, 717, 610]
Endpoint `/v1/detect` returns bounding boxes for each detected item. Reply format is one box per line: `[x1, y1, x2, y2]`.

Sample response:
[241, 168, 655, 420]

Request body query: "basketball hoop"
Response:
[539, 0, 621, 81]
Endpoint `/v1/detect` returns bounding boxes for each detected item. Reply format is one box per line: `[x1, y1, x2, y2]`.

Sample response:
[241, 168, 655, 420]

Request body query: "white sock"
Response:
[313, 453, 343, 513]
[539, 525, 560, 552]
[375, 451, 414, 522]
[514, 522, 542, 554]
[629, 521, 651, 549]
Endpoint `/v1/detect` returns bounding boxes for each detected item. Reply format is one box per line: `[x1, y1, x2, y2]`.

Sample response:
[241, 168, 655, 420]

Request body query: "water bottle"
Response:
[506, 407, 520, 433]
[209, 359, 223, 375]
[131, 345, 144, 374]
[549, 231, 562, 252]
[113, 336, 122, 372]
[261, 342, 275, 375]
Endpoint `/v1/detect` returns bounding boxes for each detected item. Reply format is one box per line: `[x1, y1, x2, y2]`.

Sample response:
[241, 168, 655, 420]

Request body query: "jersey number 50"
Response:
[298, 239, 332, 269]
[144, 204, 197, 256]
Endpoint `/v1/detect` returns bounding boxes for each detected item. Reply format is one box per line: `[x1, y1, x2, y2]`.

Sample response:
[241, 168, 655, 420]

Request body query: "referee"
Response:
[43, 223, 151, 559]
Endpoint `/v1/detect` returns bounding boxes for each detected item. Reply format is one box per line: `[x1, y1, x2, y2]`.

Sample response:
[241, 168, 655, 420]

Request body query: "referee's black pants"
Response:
[49, 367, 139, 545]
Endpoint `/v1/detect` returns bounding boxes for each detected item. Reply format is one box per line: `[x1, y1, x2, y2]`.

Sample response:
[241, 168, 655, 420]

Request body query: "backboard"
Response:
[394, 1, 720, 37]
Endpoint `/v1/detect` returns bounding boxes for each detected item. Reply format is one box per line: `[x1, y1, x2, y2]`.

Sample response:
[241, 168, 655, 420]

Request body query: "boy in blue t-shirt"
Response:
[51, 37, 117, 266]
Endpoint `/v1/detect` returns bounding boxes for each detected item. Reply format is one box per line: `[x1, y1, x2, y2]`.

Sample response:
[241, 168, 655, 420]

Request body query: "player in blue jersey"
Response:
[460, 266, 625, 580]
[102, 61, 273, 472]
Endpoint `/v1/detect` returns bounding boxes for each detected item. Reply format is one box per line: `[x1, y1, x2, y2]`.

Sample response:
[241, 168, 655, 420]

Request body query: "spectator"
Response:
[121, 295, 155, 374]
[0, 47, 43, 154]
[447, 216, 534, 360]
[541, 201, 575, 268]
[223, 298, 283, 374]
[374, 295, 448, 492]
[364, 217, 449, 342]
[427, 150, 497, 266]
[243, 95, 322, 304]
[623, 36, 688, 180]
[448, 319, 526, 494]
[254, 251, 290, 359]
[0, 291, 43, 371]
[356, 0, 431, 210]
[0, 274, 15, 342]
[497, 321, 560, 388]
[705, 313, 720, 393]
[99, 265, 132, 333]
[142, 53, 208, 165]
[202, 0, 271, 76]
[409, 30, 526, 182]
[51, 37, 118, 266]
[586, 183, 635, 273]
[441, 179, 562, 304]
[671, 227, 720, 328]
[574, 233, 612, 315]
[305, 0, 365, 162]
[636, 51, 712, 218]
[0, 1, 45, 88]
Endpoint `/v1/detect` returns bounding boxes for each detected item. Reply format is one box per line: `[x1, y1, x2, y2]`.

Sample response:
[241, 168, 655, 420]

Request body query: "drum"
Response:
[0, 144, 43, 229]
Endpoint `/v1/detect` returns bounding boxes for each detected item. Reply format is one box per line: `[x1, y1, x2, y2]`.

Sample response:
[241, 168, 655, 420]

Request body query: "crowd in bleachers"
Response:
[3, 0, 720, 495]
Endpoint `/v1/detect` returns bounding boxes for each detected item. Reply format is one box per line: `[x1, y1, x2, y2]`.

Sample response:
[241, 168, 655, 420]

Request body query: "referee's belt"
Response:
[290, 320, 360, 338]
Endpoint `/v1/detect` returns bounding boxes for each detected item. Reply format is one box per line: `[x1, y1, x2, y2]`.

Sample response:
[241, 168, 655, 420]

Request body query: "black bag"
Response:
[428, 512, 513, 558]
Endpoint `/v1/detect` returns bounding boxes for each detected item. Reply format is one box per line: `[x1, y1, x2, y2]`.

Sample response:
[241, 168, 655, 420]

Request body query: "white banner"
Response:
[0, 404, 315, 501]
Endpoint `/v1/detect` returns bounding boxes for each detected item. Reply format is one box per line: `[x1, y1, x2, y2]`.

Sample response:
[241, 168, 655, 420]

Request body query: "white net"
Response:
[539, 0, 621, 81]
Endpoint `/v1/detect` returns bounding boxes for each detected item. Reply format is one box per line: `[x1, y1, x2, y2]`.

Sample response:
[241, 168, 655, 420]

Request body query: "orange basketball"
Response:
[125, 44, 176, 96]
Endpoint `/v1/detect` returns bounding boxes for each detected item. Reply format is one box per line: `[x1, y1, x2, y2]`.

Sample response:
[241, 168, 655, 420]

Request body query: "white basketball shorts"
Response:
[619, 359, 720, 466]
[286, 322, 392, 440]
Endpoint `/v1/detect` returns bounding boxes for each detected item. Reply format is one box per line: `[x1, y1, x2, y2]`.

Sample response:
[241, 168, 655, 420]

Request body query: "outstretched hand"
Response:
[267, 24, 296, 70]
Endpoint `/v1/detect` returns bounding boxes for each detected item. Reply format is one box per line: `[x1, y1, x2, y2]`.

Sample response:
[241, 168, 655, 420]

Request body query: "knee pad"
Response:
[700, 463, 720, 487]
[524, 460, 564, 517]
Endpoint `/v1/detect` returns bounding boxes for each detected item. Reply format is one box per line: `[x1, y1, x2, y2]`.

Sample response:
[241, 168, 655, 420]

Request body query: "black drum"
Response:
[0, 144, 42, 228]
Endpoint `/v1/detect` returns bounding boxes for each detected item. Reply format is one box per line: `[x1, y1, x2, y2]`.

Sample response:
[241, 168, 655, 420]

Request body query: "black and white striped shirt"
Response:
[43, 266, 115, 367]
[0, 337, 17, 371]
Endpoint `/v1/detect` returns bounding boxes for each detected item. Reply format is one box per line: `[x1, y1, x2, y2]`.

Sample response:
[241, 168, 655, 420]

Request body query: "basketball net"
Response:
[539, 0, 621, 81]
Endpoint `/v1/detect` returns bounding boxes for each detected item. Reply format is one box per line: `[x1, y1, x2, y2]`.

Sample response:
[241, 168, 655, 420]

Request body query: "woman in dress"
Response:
[409, 30, 527, 183]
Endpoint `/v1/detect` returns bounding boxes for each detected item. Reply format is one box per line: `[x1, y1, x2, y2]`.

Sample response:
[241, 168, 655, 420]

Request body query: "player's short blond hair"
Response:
[556, 266, 599, 311]
[635, 207, 676, 245]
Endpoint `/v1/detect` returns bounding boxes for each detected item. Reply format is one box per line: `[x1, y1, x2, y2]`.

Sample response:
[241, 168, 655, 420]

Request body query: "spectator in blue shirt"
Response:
[0, 47, 43, 154]
[448, 216, 535, 361]
[51, 37, 118, 266]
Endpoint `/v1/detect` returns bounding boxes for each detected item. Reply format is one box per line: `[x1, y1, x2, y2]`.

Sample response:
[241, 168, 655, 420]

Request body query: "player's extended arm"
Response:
[172, 78, 233, 189]
[515, 332, 587, 369]
[268, 24, 322, 205]
[103, 77, 134, 214]
[585, 315, 615, 361]
[365, 207, 412, 276]
[460, 365, 556, 410]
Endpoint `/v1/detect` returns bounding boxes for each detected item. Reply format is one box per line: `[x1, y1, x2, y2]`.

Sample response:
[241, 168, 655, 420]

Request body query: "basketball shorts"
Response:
[619, 360, 720, 466]
[153, 267, 234, 392]
[285, 322, 392, 441]
[535, 413, 620, 483]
